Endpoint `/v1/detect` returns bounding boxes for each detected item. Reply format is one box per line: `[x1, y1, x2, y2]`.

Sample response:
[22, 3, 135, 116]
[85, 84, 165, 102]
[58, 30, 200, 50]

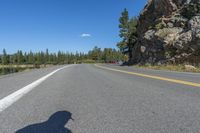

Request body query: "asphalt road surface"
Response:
[0, 64, 200, 133]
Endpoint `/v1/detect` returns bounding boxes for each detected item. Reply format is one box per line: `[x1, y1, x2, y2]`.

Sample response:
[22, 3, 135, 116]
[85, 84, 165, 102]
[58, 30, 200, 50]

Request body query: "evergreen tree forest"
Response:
[0, 47, 126, 66]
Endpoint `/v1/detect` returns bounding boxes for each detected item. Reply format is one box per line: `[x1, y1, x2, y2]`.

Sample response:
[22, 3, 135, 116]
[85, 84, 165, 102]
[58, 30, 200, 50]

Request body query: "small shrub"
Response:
[155, 22, 165, 30]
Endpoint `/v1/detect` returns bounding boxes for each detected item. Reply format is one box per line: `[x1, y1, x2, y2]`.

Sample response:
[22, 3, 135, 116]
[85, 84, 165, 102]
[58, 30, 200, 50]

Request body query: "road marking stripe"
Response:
[0, 65, 75, 112]
[95, 64, 200, 87]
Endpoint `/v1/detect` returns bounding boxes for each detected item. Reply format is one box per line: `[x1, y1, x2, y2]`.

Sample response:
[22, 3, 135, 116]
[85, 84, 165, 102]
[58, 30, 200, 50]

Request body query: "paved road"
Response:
[0, 64, 200, 133]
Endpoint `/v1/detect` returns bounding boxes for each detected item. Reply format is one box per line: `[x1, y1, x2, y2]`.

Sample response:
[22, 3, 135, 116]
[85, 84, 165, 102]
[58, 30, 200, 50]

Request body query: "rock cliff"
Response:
[130, 0, 200, 65]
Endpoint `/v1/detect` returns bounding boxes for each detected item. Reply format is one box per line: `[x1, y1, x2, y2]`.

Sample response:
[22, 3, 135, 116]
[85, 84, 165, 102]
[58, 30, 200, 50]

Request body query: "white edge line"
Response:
[0, 65, 75, 112]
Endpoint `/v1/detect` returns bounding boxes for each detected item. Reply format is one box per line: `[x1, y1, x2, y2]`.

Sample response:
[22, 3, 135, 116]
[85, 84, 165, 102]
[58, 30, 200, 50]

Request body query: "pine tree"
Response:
[28, 51, 34, 64]
[17, 50, 24, 64]
[128, 17, 138, 45]
[118, 8, 129, 51]
[117, 9, 138, 60]
[2, 49, 9, 65]
[45, 49, 49, 64]
[119, 8, 129, 39]
[35, 52, 42, 65]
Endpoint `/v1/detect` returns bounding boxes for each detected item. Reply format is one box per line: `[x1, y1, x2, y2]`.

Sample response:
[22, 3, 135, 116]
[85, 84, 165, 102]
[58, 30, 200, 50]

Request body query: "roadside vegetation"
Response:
[0, 47, 127, 75]
[134, 64, 200, 73]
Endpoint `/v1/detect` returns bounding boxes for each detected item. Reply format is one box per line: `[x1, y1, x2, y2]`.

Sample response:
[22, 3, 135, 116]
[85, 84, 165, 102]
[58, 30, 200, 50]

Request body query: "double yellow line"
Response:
[94, 64, 200, 87]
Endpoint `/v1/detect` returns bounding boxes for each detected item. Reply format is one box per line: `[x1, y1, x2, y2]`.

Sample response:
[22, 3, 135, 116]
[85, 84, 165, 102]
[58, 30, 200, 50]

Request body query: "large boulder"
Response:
[130, 0, 200, 65]
[174, 30, 193, 50]
[155, 27, 183, 45]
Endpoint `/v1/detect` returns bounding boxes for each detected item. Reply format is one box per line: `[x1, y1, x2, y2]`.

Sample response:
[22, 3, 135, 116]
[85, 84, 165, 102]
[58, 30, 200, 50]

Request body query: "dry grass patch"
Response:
[135, 64, 200, 73]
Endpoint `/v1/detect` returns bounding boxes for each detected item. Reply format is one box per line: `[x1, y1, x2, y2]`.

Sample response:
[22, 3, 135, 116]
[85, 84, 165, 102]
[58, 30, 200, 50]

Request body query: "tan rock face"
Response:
[185, 64, 197, 70]
[130, 0, 200, 65]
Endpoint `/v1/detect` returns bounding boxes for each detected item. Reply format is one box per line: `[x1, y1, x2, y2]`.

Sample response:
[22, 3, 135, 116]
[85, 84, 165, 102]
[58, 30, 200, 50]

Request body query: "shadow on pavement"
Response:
[15, 111, 73, 133]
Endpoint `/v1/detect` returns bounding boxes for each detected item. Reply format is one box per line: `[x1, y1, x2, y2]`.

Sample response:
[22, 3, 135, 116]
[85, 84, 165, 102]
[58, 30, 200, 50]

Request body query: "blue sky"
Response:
[0, 0, 147, 54]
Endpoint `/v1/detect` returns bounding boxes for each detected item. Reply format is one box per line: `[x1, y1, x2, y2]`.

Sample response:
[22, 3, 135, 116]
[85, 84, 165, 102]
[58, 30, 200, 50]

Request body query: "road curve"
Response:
[0, 64, 200, 133]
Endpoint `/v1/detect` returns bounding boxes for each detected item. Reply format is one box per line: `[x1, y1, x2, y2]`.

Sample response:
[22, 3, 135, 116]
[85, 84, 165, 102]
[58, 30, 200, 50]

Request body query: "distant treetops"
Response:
[0, 47, 127, 65]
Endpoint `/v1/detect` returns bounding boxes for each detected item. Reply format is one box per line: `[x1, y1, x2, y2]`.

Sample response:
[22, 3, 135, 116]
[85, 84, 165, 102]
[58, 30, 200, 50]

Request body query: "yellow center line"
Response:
[94, 64, 200, 88]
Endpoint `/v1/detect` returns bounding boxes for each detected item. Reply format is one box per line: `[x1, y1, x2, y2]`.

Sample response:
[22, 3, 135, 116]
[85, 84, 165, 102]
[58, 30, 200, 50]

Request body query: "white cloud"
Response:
[81, 33, 91, 38]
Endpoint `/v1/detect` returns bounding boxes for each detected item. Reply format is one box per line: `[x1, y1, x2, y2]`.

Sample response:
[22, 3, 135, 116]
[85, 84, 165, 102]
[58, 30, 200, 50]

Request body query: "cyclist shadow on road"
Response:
[15, 111, 73, 133]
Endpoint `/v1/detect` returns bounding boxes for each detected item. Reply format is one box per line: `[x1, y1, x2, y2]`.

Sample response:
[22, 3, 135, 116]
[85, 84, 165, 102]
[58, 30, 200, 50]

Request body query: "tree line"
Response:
[0, 47, 126, 65]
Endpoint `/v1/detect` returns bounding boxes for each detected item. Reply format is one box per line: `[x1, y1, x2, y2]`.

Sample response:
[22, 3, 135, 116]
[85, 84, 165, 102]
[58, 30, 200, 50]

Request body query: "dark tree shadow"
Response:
[15, 111, 73, 133]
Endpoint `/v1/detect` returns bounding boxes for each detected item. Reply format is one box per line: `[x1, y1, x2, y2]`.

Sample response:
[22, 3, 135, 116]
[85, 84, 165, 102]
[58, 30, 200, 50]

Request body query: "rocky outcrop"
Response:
[130, 0, 200, 65]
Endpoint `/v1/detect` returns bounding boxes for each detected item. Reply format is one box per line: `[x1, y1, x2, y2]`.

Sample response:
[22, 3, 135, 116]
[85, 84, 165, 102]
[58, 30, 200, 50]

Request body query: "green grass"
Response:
[134, 64, 200, 73]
